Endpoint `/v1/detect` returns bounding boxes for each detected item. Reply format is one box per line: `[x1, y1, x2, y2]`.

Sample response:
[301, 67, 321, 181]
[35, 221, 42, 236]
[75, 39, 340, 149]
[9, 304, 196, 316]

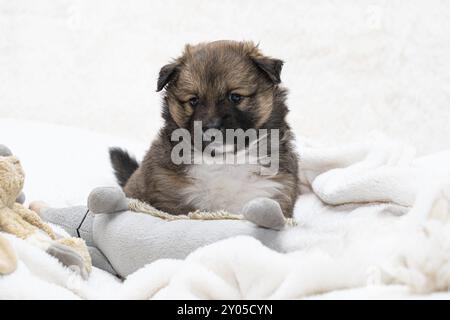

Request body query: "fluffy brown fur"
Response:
[111, 41, 299, 217]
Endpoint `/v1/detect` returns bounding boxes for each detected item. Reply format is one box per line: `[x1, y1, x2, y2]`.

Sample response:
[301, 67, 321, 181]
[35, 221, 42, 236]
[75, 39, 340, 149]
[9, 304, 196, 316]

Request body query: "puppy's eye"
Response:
[189, 96, 199, 107]
[229, 93, 242, 104]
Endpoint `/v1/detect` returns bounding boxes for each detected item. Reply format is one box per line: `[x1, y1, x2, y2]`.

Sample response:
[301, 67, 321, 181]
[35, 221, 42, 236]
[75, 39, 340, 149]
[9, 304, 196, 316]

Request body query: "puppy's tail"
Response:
[109, 147, 139, 188]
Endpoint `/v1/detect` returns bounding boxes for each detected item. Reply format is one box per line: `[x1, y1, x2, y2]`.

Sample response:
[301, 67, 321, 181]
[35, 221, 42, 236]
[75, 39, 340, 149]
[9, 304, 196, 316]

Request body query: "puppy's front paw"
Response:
[46, 243, 89, 280]
[242, 197, 285, 230]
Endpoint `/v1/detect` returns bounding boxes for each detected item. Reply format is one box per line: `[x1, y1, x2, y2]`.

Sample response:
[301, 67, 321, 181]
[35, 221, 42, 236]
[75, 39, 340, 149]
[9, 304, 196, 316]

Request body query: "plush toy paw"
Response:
[88, 187, 128, 214]
[0, 235, 17, 275]
[16, 192, 26, 205]
[29, 201, 49, 215]
[242, 198, 286, 230]
[46, 243, 89, 280]
[0, 145, 12, 157]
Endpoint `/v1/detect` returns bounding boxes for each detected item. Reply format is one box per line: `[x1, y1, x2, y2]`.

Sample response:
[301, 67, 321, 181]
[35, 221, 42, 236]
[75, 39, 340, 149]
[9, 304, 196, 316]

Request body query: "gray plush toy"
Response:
[40, 187, 291, 278]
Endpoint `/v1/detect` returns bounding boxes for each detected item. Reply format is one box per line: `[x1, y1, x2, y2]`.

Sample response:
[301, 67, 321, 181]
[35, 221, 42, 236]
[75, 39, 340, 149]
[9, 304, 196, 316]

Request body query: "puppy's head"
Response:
[157, 41, 284, 133]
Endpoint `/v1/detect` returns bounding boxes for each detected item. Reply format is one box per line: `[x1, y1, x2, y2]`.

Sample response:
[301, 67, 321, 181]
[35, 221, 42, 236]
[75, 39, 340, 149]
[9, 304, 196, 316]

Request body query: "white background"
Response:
[1, 0, 450, 154]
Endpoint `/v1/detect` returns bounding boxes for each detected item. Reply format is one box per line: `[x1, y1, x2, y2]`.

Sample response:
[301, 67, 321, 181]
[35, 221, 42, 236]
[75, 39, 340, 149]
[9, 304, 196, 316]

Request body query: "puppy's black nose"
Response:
[203, 118, 223, 131]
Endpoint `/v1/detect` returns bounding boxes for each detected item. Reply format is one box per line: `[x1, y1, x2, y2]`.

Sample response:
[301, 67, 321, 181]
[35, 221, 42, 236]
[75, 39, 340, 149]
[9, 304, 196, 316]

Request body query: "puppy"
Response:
[110, 41, 299, 217]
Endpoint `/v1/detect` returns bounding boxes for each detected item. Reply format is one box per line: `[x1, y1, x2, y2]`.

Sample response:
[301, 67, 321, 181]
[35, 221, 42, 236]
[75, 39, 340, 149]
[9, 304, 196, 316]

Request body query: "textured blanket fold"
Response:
[1, 133, 450, 299]
[300, 133, 450, 212]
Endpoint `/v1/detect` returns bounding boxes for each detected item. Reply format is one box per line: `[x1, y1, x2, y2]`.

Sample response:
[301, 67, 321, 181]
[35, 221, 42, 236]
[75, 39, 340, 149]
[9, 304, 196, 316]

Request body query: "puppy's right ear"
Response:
[157, 62, 179, 92]
[251, 57, 284, 85]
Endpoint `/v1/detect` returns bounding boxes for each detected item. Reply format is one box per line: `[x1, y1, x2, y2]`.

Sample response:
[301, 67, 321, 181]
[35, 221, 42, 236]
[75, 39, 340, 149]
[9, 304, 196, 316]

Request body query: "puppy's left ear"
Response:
[157, 62, 179, 92]
[251, 56, 284, 85]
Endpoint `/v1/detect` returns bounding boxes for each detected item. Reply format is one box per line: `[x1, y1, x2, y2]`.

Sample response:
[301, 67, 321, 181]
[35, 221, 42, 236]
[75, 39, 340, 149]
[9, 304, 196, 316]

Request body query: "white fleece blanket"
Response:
[1, 123, 450, 299]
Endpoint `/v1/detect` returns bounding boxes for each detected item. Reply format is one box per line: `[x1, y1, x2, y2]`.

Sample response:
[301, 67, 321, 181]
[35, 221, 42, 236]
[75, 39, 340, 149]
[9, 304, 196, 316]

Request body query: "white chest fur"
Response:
[181, 163, 283, 214]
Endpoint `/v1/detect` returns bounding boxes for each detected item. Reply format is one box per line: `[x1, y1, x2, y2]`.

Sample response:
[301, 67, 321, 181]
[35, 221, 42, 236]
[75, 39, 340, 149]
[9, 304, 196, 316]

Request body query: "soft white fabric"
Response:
[1, 120, 450, 299]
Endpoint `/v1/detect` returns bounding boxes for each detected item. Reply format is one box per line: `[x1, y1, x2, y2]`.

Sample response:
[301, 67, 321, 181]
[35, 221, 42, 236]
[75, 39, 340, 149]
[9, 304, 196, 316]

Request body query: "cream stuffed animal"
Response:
[0, 234, 16, 275]
[0, 145, 91, 279]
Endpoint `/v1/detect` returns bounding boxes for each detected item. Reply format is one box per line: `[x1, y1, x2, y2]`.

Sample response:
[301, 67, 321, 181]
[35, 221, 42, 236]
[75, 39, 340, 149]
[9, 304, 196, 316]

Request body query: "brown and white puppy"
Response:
[110, 41, 299, 217]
